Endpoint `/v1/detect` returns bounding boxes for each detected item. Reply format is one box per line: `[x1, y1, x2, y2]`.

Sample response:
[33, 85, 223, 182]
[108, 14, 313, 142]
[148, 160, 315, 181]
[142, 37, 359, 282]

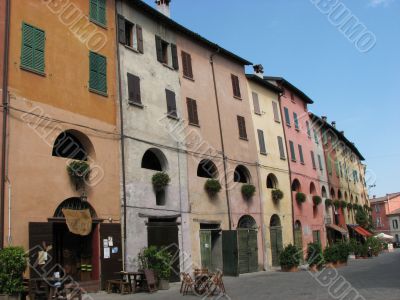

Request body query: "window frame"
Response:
[20, 22, 46, 76]
[90, 0, 107, 27]
[89, 51, 108, 96]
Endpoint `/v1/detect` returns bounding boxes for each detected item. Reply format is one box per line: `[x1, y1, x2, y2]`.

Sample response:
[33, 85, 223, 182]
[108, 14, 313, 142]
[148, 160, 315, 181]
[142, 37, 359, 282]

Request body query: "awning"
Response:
[350, 225, 373, 237]
[62, 208, 92, 236]
[375, 233, 394, 241]
[326, 224, 348, 235]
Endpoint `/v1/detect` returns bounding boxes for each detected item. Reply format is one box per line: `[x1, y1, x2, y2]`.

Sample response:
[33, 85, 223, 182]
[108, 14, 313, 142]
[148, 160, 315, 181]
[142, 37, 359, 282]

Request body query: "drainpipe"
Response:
[255, 160, 267, 270]
[209, 50, 232, 230]
[6, 178, 11, 245]
[115, 3, 128, 270]
[1, 0, 11, 249]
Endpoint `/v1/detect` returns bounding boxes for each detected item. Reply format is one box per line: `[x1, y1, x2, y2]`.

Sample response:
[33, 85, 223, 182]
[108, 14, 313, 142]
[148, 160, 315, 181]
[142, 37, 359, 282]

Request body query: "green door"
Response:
[200, 230, 212, 270]
[248, 230, 258, 272]
[270, 226, 283, 267]
[222, 230, 238, 276]
[294, 225, 303, 262]
[238, 229, 258, 274]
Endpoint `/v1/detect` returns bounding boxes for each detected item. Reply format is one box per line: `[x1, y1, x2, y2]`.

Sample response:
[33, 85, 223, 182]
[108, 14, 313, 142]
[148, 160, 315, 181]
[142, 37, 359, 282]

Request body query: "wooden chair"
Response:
[180, 273, 196, 296]
[207, 270, 226, 296]
[143, 269, 157, 293]
[28, 279, 50, 300]
[106, 279, 131, 294]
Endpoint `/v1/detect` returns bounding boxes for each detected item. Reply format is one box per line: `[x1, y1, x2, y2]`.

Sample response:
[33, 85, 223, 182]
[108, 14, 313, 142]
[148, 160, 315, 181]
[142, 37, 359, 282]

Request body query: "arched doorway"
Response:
[237, 215, 258, 274]
[270, 215, 283, 267]
[291, 179, 301, 192]
[294, 220, 304, 261]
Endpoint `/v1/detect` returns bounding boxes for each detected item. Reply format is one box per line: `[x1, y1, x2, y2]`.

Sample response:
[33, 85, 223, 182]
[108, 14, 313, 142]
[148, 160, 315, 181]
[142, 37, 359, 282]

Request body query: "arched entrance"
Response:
[269, 215, 283, 267]
[294, 220, 304, 261]
[237, 215, 258, 274]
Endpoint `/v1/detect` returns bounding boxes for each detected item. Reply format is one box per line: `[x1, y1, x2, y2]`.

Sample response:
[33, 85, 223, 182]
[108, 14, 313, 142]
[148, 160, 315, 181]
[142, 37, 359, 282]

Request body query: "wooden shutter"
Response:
[171, 43, 179, 70]
[166, 89, 177, 117]
[155, 35, 163, 62]
[293, 112, 299, 129]
[117, 15, 126, 44]
[284, 107, 290, 126]
[318, 154, 323, 170]
[289, 141, 296, 161]
[33, 28, 45, 73]
[306, 121, 311, 137]
[89, 52, 107, 94]
[181, 51, 193, 78]
[335, 160, 340, 177]
[231, 74, 241, 98]
[98, 0, 106, 25]
[237, 116, 247, 139]
[186, 98, 198, 125]
[277, 136, 285, 159]
[90, 0, 98, 21]
[327, 156, 332, 175]
[272, 101, 280, 122]
[298, 144, 304, 164]
[314, 129, 319, 144]
[252, 92, 261, 115]
[257, 129, 267, 154]
[127, 73, 141, 104]
[97, 54, 107, 93]
[21, 23, 45, 73]
[311, 151, 316, 169]
[21, 23, 34, 69]
[136, 25, 144, 53]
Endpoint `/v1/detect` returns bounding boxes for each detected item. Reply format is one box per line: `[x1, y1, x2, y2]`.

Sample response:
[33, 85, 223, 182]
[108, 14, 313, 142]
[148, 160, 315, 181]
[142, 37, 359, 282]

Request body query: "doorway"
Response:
[237, 215, 258, 274]
[199, 223, 222, 271]
[269, 215, 283, 267]
[294, 220, 304, 261]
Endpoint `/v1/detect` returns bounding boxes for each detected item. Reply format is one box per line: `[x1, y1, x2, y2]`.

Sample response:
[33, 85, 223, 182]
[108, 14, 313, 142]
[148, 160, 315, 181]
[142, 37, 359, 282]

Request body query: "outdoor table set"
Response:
[180, 269, 226, 297]
[107, 270, 157, 294]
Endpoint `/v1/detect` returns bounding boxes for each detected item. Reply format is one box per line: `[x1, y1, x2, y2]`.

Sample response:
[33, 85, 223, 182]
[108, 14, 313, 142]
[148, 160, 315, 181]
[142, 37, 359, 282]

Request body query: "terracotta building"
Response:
[370, 193, 400, 234]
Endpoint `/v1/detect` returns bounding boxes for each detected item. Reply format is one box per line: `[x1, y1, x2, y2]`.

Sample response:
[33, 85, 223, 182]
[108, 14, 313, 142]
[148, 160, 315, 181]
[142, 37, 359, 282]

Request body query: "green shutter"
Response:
[21, 23, 45, 74]
[89, 51, 107, 95]
[90, 0, 106, 26]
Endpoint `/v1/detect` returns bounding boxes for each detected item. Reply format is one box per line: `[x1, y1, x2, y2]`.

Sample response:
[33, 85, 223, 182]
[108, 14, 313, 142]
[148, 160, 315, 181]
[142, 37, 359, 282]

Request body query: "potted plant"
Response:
[0, 247, 27, 300]
[241, 184, 256, 200]
[340, 200, 347, 209]
[333, 200, 340, 210]
[306, 242, 324, 272]
[312, 195, 322, 206]
[279, 244, 301, 272]
[323, 244, 339, 268]
[152, 172, 170, 192]
[204, 179, 222, 197]
[336, 242, 350, 267]
[325, 198, 333, 207]
[271, 189, 284, 202]
[296, 192, 306, 205]
[67, 161, 91, 190]
[347, 203, 353, 210]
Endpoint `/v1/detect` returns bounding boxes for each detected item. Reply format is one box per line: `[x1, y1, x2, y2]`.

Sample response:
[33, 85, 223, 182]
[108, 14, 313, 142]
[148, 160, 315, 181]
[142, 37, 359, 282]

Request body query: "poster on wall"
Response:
[104, 247, 110, 259]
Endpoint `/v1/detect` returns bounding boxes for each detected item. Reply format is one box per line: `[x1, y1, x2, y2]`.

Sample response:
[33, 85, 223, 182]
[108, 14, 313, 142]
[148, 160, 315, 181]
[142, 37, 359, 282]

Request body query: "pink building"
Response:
[370, 193, 400, 234]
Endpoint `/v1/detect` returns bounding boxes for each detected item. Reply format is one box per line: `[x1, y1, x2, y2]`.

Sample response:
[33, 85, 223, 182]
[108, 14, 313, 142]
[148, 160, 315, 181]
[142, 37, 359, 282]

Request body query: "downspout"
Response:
[209, 49, 232, 230]
[1, 0, 11, 249]
[255, 160, 267, 270]
[115, 2, 128, 270]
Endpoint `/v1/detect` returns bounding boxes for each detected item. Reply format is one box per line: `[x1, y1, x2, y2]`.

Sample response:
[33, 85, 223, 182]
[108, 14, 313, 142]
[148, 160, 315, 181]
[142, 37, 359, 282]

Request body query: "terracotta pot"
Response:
[281, 266, 298, 272]
[158, 279, 170, 290]
[325, 262, 336, 268]
[309, 265, 318, 272]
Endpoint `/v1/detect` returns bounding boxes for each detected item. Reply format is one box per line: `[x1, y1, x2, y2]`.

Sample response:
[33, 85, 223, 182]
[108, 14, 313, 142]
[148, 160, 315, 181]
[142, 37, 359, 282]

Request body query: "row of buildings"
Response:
[0, 0, 370, 291]
[370, 193, 400, 242]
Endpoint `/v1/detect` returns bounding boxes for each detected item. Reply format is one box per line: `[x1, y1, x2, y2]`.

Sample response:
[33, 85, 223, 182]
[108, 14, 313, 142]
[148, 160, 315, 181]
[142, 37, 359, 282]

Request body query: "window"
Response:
[155, 35, 178, 69]
[289, 141, 296, 162]
[375, 204, 380, 213]
[141, 148, 167, 171]
[118, 15, 144, 53]
[376, 217, 382, 228]
[21, 23, 45, 75]
[339, 162, 343, 177]
[272, 102, 280, 122]
[306, 121, 311, 137]
[393, 220, 398, 229]
[335, 160, 340, 178]
[298, 144, 304, 164]
[127, 73, 141, 105]
[231, 74, 241, 98]
[311, 151, 316, 169]
[267, 174, 278, 189]
[290, 91, 295, 101]
[284, 107, 291, 126]
[312, 230, 321, 244]
[90, 0, 106, 26]
[293, 112, 299, 130]
[327, 156, 332, 175]
[252, 92, 261, 115]
[277, 136, 286, 160]
[165, 89, 177, 118]
[237, 116, 247, 140]
[197, 159, 218, 178]
[186, 98, 199, 125]
[181, 51, 193, 79]
[234, 165, 250, 183]
[52, 131, 91, 161]
[257, 129, 267, 155]
[318, 154, 323, 171]
[89, 51, 107, 95]
[313, 129, 319, 144]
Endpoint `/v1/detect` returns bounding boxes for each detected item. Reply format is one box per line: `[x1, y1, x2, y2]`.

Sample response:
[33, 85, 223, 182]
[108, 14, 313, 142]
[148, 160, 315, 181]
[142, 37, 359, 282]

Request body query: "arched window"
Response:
[291, 179, 301, 192]
[54, 197, 97, 218]
[355, 196, 359, 204]
[197, 160, 218, 178]
[338, 190, 343, 200]
[141, 148, 167, 171]
[270, 214, 281, 227]
[310, 182, 316, 195]
[52, 130, 94, 161]
[238, 215, 257, 229]
[234, 165, 251, 183]
[295, 220, 302, 230]
[267, 174, 279, 189]
[344, 192, 348, 201]
[321, 186, 327, 198]
[330, 188, 336, 199]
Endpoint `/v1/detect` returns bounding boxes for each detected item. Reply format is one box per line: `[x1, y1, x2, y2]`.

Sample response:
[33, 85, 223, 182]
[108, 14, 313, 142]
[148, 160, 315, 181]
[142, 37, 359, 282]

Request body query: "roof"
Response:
[309, 113, 365, 161]
[245, 74, 283, 94]
[128, 0, 252, 65]
[388, 208, 400, 216]
[370, 192, 400, 203]
[263, 76, 314, 104]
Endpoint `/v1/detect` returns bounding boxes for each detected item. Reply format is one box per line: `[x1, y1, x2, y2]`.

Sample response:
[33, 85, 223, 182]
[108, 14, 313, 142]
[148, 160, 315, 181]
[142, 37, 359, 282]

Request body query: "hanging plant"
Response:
[325, 199, 333, 207]
[67, 161, 90, 190]
[272, 189, 284, 202]
[363, 204, 370, 211]
[204, 179, 222, 197]
[152, 172, 170, 192]
[333, 200, 340, 209]
[312, 195, 322, 206]
[340, 200, 347, 209]
[347, 203, 353, 210]
[241, 184, 256, 200]
[296, 192, 306, 205]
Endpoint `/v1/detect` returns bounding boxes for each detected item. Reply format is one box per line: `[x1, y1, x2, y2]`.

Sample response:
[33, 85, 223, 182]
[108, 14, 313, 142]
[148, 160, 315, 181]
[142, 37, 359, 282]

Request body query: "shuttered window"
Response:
[311, 151, 316, 169]
[298, 144, 304, 164]
[155, 36, 178, 69]
[277, 136, 285, 159]
[127, 73, 141, 104]
[306, 121, 311, 137]
[335, 160, 340, 177]
[293, 112, 299, 130]
[186, 98, 199, 125]
[21, 23, 45, 74]
[181, 51, 193, 79]
[237, 116, 247, 140]
[284, 107, 290, 126]
[257, 129, 267, 155]
[90, 0, 106, 26]
[312, 230, 321, 244]
[327, 156, 332, 175]
[166, 89, 177, 117]
[171, 44, 179, 70]
[231, 74, 241, 98]
[289, 141, 296, 162]
[252, 92, 261, 115]
[89, 51, 107, 95]
[272, 102, 280, 122]
[318, 154, 323, 171]
[313, 129, 319, 144]
[117, 15, 144, 53]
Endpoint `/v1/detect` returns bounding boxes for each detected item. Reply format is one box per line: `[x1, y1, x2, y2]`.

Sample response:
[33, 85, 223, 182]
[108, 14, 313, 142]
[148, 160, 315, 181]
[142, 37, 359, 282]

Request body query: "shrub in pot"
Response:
[333, 200, 340, 210]
[0, 247, 27, 299]
[67, 161, 90, 190]
[312, 195, 322, 206]
[296, 192, 306, 205]
[347, 203, 353, 210]
[279, 244, 301, 272]
[241, 184, 256, 200]
[323, 244, 339, 267]
[337, 242, 350, 264]
[152, 172, 170, 192]
[325, 199, 333, 207]
[340, 200, 347, 209]
[204, 179, 222, 197]
[271, 189, 284, 202]
[306, 242, 324, 271]
[366, 237, 382, 256]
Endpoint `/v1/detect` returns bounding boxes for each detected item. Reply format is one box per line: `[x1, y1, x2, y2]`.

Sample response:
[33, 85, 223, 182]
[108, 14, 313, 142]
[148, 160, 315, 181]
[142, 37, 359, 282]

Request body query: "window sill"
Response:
[124, 44, 140, 54]
[167, 114, 180, 121]
[128, 100, 144, 108]
[286, 124, 291, 128]
[188, 122, 200, 127]
[90, 18, 107, 29]
[295, 128, 300, 132]
[274, 120, 281, 124]
[291, 159, 296, 162]
[239, 137, 248, 141]
[233, 95, 242, 100]
[300, 162, 305, 165]
[162, 63, 176, 71]
[280, 157, 286, 161]
[20, 65, 46, 77]
[260, 152, 267, 156]
[254, 112, 262, 116]
[89, 88, 108, 98]
[183, 75, 195, 82]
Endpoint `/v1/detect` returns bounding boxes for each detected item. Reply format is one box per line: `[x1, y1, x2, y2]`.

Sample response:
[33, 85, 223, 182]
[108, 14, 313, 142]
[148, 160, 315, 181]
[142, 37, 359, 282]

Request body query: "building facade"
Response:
[388, 209, 400, 243]
[370, 193, 400, 234]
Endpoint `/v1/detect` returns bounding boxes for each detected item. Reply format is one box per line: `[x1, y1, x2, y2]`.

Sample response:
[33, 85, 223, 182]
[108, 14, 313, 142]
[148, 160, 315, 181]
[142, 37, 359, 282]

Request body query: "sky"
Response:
[143, 0, 400, 197]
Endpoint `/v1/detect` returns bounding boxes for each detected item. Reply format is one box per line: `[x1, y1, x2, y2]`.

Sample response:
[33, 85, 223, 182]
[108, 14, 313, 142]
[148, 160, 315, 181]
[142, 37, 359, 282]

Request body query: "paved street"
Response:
[89, 250, 400, 300]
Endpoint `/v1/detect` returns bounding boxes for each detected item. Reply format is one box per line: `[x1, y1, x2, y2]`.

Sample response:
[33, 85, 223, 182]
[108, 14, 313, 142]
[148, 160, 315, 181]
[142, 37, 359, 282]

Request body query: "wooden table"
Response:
[30, 277, 63, 300]
[194, 273, 211, 296]
[116, 271, 146, 293]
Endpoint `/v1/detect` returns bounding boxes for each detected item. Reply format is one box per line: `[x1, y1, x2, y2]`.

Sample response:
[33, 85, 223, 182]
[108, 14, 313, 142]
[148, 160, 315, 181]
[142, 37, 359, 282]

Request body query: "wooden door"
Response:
[238, 229, 258, 274]
[270, 226, 283, 267]
[29, 222, 54, 279]
[222, 231, 238, 276]
[100, 223, 122, 289]
[294, 227, 304, 262]
[200, 230, 212, 270]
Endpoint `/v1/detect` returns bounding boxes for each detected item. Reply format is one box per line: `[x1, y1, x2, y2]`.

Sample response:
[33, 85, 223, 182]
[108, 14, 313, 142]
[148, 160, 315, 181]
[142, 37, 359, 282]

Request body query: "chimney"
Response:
[156, 0, 171, 17]
[331, 121, 336, 128]
[253, 64, 264, 78]
[340, 131, 344, 135]
[373, 195, 376, 199]
[321, 116, 327, 122]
